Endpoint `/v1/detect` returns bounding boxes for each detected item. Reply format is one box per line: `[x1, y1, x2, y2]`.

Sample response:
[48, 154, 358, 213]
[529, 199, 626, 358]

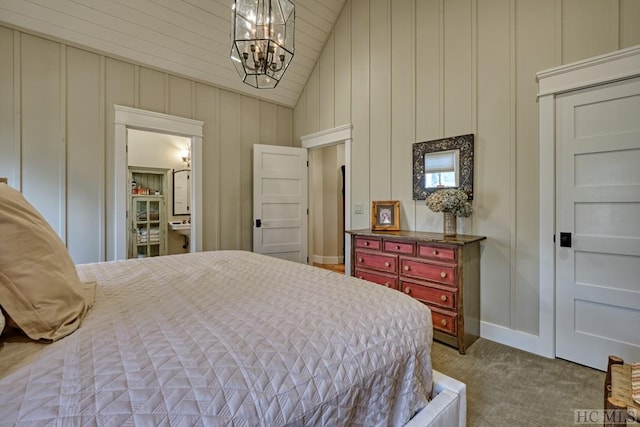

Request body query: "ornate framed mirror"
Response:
[412, 134, 474, 200]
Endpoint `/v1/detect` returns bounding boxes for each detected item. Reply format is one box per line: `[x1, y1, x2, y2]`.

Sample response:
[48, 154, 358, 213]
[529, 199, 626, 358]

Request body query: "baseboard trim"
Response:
[480, 321, 553, 358]
[311, 255, 344, 265]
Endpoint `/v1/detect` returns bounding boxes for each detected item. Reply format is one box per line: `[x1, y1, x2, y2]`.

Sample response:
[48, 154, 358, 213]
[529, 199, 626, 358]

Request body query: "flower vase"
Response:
[443, 212, 457, 237]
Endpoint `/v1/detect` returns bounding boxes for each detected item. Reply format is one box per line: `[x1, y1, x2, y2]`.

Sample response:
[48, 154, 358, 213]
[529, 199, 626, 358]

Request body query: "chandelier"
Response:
[230, 0, 295, 89]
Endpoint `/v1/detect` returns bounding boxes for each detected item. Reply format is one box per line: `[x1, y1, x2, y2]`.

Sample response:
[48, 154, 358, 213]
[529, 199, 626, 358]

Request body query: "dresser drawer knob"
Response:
[440, 295, 448, 302]
[384, 262, 390, 267]
[440, 271, 447, 278]
[440, 319, 448, 327]
[433, 250, 438, 255]
[404, 287, 411, 295]
[404, 265, 410, 271]
[396, 245, 401, 250]
[358, 257, 364, 263]
[364, 241, 370, 246]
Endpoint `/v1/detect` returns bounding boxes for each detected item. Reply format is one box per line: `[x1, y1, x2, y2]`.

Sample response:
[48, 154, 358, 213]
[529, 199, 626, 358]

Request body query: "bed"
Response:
[0, 183, 465, 426]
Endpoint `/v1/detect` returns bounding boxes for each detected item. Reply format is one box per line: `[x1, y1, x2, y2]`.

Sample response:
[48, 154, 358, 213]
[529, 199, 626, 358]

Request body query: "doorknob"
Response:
[560, 232, 571, 248]
[255, 219, 262, 228]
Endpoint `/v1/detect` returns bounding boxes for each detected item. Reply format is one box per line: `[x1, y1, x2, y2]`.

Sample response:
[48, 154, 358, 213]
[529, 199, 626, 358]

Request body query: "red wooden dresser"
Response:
[348, 229, 486, 354]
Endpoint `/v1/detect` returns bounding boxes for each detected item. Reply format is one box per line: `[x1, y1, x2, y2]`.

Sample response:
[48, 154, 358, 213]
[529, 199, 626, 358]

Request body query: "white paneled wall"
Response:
[0, 27, 294, 264]
[294, 0, 640, 349]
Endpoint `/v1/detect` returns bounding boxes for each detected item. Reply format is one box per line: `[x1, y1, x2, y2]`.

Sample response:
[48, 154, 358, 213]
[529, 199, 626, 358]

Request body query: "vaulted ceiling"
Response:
[0, 0, 348, 108]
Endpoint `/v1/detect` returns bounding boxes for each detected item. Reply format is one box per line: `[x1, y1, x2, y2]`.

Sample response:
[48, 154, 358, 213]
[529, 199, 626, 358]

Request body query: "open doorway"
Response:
[127, 129, 191, 259]
[112, 105, 203, 261]
[308, 143, 345, 272]
[300, 124, 353, 274]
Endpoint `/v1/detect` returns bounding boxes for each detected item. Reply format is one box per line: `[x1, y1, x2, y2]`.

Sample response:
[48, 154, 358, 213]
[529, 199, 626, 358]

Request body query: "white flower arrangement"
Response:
[426, 189, 472, 217]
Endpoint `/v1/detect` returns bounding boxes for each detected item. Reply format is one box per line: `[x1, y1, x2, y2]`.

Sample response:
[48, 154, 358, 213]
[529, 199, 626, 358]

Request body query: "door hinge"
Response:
[306, 160, 309, 167]
[307, 208, 309, 215]
[553, 234, 555, 243]
[307, 256, 309, 263]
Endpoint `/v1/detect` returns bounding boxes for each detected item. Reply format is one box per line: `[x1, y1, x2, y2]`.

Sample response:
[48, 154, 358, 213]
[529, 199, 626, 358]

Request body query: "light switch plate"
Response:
[354, 203, 363, 214]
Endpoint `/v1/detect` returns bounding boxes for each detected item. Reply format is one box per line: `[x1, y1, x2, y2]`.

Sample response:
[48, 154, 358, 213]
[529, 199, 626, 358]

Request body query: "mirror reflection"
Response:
[413, 134, 474, 200]
[424, 149, 460, 188]
[173, 169, 191, 215]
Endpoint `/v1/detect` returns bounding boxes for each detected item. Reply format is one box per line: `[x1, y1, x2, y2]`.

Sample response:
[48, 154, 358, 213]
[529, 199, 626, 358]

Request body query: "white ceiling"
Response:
[0, 0, 348, 109]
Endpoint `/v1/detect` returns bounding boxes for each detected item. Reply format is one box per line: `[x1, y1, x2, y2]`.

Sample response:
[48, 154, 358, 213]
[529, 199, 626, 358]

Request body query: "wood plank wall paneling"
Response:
[476, 0, 512, 329]
[306, 65, 321, 135]
[621, 0, 640, 48]
[294, 0, 640, 342]
[319, 32, 335, 130]
[66, 47, 104, 264]
[0, 25, 294, 262]
[414, 0, 442, 233]
[515, 0, 558, 334]
[333, 5, 351, 127]
[21, 34, 64, 238]
[0, 27, 15, 186]
[276, 106, 294, 147]
[139, 67, 166, 113]
[218, 90, 241, 250]
[194, 83, 219, 251]
[168, 75, 193, 119]
[369, 0, 391, 201]
[350, 0, 370, 229]
[241, 97, 259, 252]
[562, 0, 619, 64]
[105, 58, 135, 259]
[443, 0, 473, 136]
[391, 0, 416, 231]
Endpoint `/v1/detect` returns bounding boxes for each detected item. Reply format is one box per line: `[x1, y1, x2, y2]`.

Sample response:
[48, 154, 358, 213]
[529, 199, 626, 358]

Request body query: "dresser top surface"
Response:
[347, 229, 486, 246]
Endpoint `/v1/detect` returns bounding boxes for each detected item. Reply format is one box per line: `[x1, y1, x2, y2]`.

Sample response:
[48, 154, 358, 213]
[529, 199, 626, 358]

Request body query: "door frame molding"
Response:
[536, 45, 640, 358]
[301, 124, 353, 274]
[112, 105, 204, 260]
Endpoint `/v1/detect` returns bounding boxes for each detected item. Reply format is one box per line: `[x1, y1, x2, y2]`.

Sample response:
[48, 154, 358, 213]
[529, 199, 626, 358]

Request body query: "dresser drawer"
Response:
[355, 237, 381, 250]
[355, 269, 399, 290]
[418, 244, 457, 262]
[400, 258, 457, 286]
[429, 306, 457, 335]
[355, 251, 397, 273]
[400, 280, 456, 310]
[383, 240, 415, 256]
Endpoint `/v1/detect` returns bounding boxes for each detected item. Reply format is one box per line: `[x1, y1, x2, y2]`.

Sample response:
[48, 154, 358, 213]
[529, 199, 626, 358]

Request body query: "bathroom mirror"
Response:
[173, 169, 190, 215]
[413, 134, 474, 200]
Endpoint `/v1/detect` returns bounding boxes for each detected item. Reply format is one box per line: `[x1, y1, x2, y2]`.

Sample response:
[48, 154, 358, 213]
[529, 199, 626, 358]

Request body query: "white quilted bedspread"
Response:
[0, 251, 433, 426]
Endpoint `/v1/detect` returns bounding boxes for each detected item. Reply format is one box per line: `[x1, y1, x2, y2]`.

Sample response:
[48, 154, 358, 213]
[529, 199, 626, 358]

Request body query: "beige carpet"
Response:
[431, 338, 605, 426]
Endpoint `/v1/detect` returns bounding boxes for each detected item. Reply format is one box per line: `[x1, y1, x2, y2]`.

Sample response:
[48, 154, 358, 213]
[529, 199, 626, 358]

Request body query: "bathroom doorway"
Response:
[127, 129, 192, 258]
[112, 105, 203, 261]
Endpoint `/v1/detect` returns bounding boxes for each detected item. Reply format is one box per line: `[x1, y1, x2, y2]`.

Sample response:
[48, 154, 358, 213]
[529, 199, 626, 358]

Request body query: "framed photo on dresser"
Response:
[371, 200, 400, 231]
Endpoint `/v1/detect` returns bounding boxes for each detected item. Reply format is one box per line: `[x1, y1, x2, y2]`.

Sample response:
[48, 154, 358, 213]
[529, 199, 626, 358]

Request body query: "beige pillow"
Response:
[0, 308, 5, 336]
[0, 183, 90, 341]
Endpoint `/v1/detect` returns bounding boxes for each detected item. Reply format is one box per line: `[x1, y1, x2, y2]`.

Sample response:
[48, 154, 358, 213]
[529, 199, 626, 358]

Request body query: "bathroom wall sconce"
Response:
[180, 148, 191, 167]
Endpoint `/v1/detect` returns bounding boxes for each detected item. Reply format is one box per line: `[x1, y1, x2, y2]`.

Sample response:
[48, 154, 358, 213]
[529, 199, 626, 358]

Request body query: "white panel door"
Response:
[556, 76, 640, 370]
[253, 144, 308, 263]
